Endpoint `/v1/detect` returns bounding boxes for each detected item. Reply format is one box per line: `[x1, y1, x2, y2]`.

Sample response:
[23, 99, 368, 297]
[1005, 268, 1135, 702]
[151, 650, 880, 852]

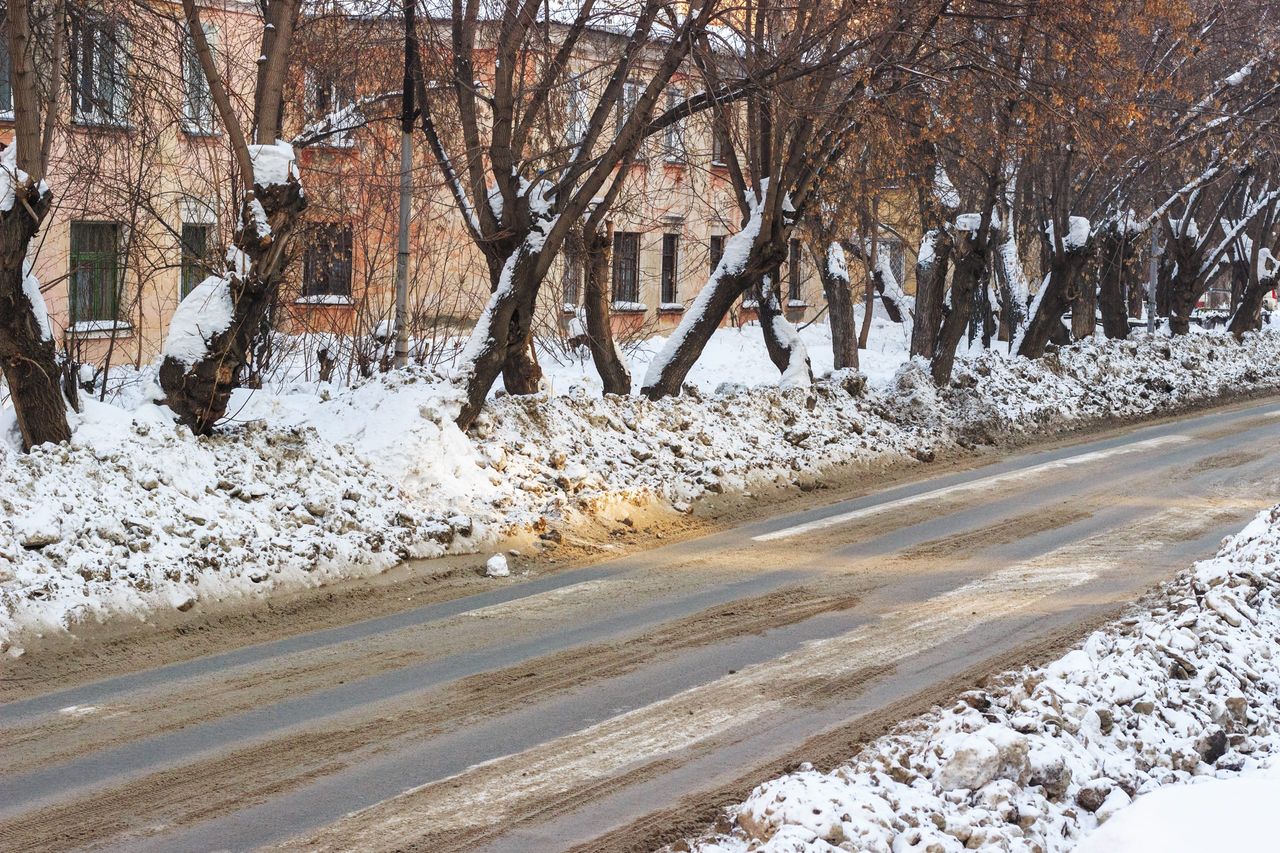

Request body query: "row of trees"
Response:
[3, 0, 1279, 450]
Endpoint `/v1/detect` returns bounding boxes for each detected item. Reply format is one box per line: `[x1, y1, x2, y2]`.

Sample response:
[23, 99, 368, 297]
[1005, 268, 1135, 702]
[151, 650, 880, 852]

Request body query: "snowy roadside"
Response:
[2, 329, 1280, 651]
[682, 499, 1280, 853]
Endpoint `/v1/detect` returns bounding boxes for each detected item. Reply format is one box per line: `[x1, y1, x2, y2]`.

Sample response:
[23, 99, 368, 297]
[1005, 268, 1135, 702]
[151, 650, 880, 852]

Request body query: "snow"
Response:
[485, 554, 510, 578]
[0, 143, 24, 212]
[5, 326, 1280, 649]
[294, 294, 355, 306]
[21, 261, 52, 342]
[954, 212, 982, 232]
[611, 301, 647, 312]
[247, 140, 298, 187]
[684, 490, 1280, 853]
[161, 275, 235, 367]
[1047, 215, 1092, 250]
[1075, 774, 1280, 852]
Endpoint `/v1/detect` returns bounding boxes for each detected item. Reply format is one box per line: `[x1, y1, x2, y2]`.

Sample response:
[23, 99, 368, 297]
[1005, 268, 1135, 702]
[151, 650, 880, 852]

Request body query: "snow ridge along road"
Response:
[1, 398, 1279, 852]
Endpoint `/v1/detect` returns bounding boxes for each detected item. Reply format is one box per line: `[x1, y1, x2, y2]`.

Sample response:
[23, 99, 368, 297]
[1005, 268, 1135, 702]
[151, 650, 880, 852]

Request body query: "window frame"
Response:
[301, 222, 355, 302]
[663, 86, 686, 162]
[660, 232, 679, 304]
[709, 234, 725, 275]
[179, 223, 212, 300]
[611, 231, 641, 305]
[788, 238, 804, 303]
[69, 221, 123, 324]
[181, 23, 217, 136]
[70, 11, 130, 128]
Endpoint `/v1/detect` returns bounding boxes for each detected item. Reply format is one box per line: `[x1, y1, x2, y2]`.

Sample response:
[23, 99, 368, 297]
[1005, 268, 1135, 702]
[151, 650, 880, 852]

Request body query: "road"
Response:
[2, 398, 1279, 852]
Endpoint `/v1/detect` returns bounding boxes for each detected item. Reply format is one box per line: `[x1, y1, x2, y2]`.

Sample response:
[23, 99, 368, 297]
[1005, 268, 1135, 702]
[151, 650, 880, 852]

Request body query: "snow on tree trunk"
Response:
[642, 207, 781, 399]
[1016, 219, 1095, 359]
[931, 218, 988, 385]
[1229, 250, 1277, 340]
[872, 245, 908, 325]
[0, 150, 75, 450]
[755, 267, 813, 389]
[581, 224, 630, 395]
[911, 227, 951, 358]
[820, 241, 858, 370]
[991, 226, 1027, 343]
[159, 142, 305, 434]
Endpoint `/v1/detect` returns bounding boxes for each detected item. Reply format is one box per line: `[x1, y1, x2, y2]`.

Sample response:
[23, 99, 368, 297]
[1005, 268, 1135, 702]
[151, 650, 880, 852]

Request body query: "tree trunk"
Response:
[871, 267, 906, 324]
[819, 242, 858, 370]
[642, 234, 787, 399]
[1167, 260, 1199, 335]
[581, 224, 630, 394]
[500, 325, 542, 395]
[857, 266, 874, 349]
[1071, 276, 1097, 339]
[930, 229, 986, 385]
[910, 227, 951, 358]
[1097, 228, 1133, 340]
[756, 266, 813, 387]
[159, 178, 305, 433]
[1228, 274, 1275, 340]
[0, 182, 76, 450]
[1016, 245, 1092, 358]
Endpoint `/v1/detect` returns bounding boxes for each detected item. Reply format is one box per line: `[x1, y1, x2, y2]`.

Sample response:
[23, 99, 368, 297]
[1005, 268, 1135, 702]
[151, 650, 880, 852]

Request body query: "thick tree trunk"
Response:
[930, 229, 986, 385]
[454, 240, 545, 429]
[756, 266, 813, 387]
[160, 178, 305, 433]
[911, 228, 951, 359]
[1167, 262, 1199, 335]
[581, 224, 630, 394]
[0, 178, 76, 450]
[1228, 274, 1275, 340]
[643, 234, 787, 399]
[1071, 277, 1097, 339]
[819, 243, 858, 370]
[1016, 246, 1092, 358]
[1097, 229, 1133, 340]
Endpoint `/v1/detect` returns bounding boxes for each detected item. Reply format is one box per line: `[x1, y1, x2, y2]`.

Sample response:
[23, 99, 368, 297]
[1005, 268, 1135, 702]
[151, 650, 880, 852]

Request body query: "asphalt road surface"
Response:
[3, 398, 1279, 852]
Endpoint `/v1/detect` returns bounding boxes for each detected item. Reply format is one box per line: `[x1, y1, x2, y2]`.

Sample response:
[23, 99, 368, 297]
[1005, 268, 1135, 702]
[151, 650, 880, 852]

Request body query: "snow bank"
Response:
[684, 492, 1280, 853]
[3, 331, 1280, 649]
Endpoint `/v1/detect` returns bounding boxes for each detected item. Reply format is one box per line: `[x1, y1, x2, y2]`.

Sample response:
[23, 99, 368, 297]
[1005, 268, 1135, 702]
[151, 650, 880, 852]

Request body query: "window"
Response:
[664, 86, 686, 161]
[880, 235, 907, 286]
[310, 72, 357, 146]
[182, 25, 216, 135]
[660, 233, 680, 304]
[71, 12, 128, 126]
[180, 224, 212, 299]
[711, 126, 729, 166]
[567, 78, 589, 146]
[302, 223, 353, 300]
[709, 235, 725, 274]
[70, 222, 121, 322]
[0, 31, 11, 117]
[611, 231, 640, 304]
[562, 241, 583, 305]
[788, 238, 803, 302]
[616, 80, 641, 139]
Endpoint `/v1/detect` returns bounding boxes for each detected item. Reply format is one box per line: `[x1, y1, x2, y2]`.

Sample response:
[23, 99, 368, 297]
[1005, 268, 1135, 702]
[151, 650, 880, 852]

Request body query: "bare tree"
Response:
[157, 0, 306, 433]
[0, 0, 77, 450]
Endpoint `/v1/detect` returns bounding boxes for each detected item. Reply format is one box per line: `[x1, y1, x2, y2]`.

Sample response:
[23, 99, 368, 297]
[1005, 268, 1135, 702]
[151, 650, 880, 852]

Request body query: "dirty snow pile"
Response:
[3, 329, 1280, 649]
[684, 503, 1280, 853]
[0, 391, 476, 650]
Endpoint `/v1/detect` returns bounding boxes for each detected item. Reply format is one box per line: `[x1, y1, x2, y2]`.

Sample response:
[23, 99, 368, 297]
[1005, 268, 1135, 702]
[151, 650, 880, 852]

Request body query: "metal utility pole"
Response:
[393, 0, 417, 369]
[1146, 219, 1160, 335]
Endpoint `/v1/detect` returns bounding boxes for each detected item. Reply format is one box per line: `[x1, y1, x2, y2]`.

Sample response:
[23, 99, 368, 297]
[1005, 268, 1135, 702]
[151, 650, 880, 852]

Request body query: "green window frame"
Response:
[70, 221, 122, 323]
[180, 223, 211, 299]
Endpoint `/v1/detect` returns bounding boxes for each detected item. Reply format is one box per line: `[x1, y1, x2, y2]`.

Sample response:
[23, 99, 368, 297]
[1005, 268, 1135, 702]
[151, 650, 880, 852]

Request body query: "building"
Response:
[2, 5, 913, 381]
